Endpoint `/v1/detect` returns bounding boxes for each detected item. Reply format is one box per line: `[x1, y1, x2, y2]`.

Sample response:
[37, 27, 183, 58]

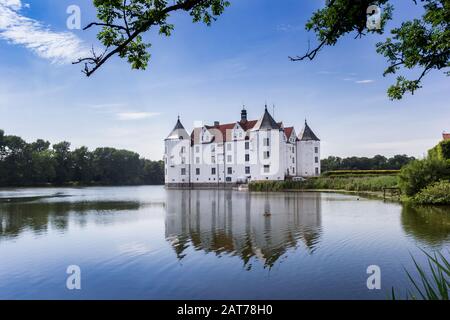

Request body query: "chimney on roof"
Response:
[241, 107, 247, 122]
[214, 121, 220, 127]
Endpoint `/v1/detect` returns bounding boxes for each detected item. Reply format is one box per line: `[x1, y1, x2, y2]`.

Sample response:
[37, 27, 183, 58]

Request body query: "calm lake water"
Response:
[0, 186, 449, 300]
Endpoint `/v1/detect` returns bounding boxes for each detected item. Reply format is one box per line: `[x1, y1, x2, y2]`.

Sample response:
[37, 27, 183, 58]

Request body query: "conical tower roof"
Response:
[166, 117, 190, 140]
[298, 120, 320, 141]
[253, 106, 280, 130]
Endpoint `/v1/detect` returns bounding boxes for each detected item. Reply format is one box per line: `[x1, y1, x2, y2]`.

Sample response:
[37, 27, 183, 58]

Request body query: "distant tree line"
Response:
[321, 155, 416, 172]
[0, 129, 164, 187]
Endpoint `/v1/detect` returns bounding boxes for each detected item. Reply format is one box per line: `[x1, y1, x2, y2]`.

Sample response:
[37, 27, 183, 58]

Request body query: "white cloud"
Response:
[355, 79, 375, 84]
[0, 0, 89, 64]
[276, 23, 302, 32]
[2, 0, 21, 10]
[116, 112, 161, 121]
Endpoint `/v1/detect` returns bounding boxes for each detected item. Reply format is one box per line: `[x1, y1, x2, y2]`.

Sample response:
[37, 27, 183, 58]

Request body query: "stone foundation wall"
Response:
[165, 183, 238, 189]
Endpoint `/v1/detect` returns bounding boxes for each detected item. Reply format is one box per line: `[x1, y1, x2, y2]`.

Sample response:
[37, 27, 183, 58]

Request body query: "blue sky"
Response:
[0, 0, 449, 160]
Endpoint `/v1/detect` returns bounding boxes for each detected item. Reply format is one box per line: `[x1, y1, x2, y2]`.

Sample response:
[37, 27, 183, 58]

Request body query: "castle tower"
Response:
[241, 106, 248, 123]
[164, 117, 191, 186]
[297, 120, 321, 177]
[248, 106, 286, 181]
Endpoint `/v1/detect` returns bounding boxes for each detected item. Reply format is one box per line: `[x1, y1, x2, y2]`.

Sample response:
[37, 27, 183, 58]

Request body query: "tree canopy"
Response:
[76, 0, 449, 100]
[0, 129, 164, 187]
[321, 154, 416, 172]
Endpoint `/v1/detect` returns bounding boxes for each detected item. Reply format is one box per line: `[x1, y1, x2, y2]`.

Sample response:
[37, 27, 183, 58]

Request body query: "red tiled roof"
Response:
[284, 127, 294, 139]
[443, 133, 450, 141]
[206, 123, 236, 143]
[191, 120, 259, 145]
[239, 120, 258, 131]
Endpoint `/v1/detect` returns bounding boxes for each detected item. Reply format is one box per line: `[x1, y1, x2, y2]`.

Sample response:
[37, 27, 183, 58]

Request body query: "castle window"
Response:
[315, 147, 319, 153]
[181, 168, 186, 176]
[245, 167, 250, 175]
[227, 143, 232, 151]
[245, 142, 250, 150]
[227, 167, 233, 175]
[181, 146, 186, 153]
[263, 138, 270, 146]
[263, 151, 270, 159]
[315, 168, 319, 175]
[264, 165, 270, 173]
[315, 157, 319, 164]
[227, 155, 232, 163]
[245, 154, 250, 162]
[211, 168, 216, 175]
[292, 158, 295, 164]
[196, 168, 200, 175]
[196, 157, 200, 164]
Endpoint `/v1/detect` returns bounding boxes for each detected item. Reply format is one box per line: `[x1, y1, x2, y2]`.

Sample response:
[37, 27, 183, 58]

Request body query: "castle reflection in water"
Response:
[165, 190, 322, 268]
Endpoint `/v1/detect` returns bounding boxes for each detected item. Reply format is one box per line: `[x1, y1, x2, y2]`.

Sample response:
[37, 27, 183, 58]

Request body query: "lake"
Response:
[0, 186, 449, 300]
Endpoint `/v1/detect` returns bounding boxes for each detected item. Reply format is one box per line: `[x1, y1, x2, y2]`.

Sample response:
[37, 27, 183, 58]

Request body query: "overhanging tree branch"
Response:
[73, 0, 223, 77]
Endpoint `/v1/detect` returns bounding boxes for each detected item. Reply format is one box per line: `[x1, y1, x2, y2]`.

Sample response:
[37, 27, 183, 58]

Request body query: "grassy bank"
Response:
[249, 175, 399, 193]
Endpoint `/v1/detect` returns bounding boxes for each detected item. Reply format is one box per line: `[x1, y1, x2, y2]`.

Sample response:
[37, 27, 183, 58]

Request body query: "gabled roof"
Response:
[191, 120, 259, 145]
[252, 107, 281, 131]
[239, 120, 258, 131]
[206, 123, 236, 143]
[284, 127, 294, 140]
[166, 118, 190, 140]
[298, 121, 320, 141]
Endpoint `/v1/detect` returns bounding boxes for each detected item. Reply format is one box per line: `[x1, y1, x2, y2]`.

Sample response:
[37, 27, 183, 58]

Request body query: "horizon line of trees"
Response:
[0, 129, 164, 187]
[321, 155, 416, 173]
[1, 129, 419, 187]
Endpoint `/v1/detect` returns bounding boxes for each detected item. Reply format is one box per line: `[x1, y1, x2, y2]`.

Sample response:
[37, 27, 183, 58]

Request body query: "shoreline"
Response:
[250, 188, 401, 202]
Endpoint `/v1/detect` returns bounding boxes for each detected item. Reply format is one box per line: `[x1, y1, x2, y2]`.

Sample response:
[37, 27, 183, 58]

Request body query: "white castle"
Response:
[164, 106, 320, 187]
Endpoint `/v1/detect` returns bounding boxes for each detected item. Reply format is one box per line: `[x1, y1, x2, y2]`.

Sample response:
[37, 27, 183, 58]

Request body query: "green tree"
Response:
[141, 159, 165, 184]
[428, 139, 450, 160]
[30, 150, 56, 184]
[92, 148, 142, 185]
[387, 154, 416, 169]
[77, 0, 449, 100]
[0, 129, 5, 157]
[30, 139, 51, 153]
[72, 146, 94, 184]
[52, 142, 73, 184]
[399, 158, 450, 196]
[1, 135, 28, 186]
[75, 0, 229, 76]
[321, 154, 415, 172]
[0, 129, 164, 187]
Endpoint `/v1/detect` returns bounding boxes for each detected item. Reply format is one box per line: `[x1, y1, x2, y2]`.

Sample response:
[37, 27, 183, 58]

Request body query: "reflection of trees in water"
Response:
[401, 205, 450, 247]
[0, 201, 142, 240]
[165, 190, 323, 269]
